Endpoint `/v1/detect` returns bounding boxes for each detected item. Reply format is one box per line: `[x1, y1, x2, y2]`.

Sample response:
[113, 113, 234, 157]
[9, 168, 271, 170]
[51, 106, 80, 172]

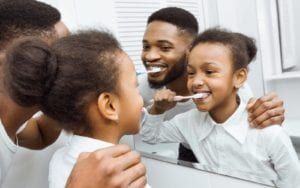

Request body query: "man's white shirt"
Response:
[0, 120, 17, 186]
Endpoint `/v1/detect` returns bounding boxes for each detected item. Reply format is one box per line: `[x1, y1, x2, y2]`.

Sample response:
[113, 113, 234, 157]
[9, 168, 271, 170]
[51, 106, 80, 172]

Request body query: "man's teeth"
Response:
[147, 67, 162, 73]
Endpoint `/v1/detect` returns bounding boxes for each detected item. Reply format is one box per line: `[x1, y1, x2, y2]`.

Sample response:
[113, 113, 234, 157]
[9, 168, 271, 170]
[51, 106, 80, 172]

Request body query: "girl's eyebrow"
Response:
[187, 62, 220, 68]
[201, 62, 224, 69]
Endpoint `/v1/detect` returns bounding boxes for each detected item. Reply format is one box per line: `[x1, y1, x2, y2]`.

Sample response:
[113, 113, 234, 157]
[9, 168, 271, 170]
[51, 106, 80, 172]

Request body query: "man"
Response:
[0, 0, 69, 148]
[0, 0, 146, 187]
[0, 1, 70, 184]
[139, 7, 285, 162]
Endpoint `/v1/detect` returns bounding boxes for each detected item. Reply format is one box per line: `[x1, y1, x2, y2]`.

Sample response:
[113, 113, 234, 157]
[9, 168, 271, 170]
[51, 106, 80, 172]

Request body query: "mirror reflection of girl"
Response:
[4, 30, 148, 188]
[141, 28, 300, 187]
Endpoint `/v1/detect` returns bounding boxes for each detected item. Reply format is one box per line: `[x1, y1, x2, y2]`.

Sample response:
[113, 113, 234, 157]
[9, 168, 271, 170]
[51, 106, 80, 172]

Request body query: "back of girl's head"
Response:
[4, 30, 121, 132]
[190, 28, 257, 70]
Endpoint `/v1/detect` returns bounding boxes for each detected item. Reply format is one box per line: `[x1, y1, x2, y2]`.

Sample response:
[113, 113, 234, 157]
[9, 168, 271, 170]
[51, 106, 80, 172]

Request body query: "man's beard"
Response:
[0, 54, 5, 93]
[148, 55, 186, 89]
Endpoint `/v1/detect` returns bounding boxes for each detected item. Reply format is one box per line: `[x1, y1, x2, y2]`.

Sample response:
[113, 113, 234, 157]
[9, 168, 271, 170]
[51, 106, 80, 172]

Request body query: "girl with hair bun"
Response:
[4, 30, 147, 188]
[141, 28, 300, 188]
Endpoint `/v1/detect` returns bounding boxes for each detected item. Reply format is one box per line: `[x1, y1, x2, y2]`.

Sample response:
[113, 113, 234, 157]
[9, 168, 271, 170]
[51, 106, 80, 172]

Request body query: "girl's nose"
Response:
[192, 76, 205, 87]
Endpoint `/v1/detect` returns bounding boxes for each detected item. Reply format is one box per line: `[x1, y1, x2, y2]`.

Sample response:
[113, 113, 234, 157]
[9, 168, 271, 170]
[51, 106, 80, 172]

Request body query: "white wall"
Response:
[276, 0, 300, 119]
[214, 0, 265, 97]
[40, 0, 118, 32]
[216, 0, 300, 133]
[255, 0, 300, 120]
[292, 0, 300, 71]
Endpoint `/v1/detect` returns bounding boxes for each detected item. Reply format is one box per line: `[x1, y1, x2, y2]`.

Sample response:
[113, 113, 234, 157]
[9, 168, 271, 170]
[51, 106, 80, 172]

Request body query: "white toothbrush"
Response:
[173, 93, 207, 101]
[147, 67, 162, 73]
[149, 93, 207, 103]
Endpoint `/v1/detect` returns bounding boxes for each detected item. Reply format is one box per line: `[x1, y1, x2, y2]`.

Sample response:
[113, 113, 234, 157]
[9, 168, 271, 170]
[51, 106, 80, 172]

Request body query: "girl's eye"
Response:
[187, 71, 195, 76]
[205, 70, 216, 75]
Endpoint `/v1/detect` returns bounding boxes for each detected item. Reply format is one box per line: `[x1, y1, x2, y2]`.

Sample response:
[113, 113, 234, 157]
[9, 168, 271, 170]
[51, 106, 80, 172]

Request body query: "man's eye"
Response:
[143, 45, 150, 51]
[160, 46, 172, 51]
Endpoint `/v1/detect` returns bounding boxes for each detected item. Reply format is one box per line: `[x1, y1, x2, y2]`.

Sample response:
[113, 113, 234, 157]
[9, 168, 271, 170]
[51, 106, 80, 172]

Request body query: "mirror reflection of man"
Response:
[138, 7, 285, 162]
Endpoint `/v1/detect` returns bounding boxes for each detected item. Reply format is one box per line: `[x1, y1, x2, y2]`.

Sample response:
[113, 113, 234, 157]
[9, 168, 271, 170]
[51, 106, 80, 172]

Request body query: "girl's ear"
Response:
[233, 68, 248, 89]
[97, 92, 120, 122]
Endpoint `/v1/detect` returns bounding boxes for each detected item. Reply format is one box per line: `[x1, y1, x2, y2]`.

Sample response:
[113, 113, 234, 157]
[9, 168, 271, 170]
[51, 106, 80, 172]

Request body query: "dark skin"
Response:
[1, 96, 146, 187]
[0, 13, 147, 186]
[247, 92, 285, 128]
[1, 69, 147, 188]
[0, 81, 62, 149]
[17, 115, 62, 149]
[0, 47, 62, 149]
[142, 21, 285, 127]
[67, 145, 147, 188]
[0, 21, 69, 149]
[67, 58, 146, 187]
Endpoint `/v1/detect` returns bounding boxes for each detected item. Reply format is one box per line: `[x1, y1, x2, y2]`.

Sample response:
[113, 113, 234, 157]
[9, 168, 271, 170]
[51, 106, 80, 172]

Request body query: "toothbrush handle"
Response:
[173, 96, 186, 101]
[149, 96, 182, 103]
[149, 95, 190, 103]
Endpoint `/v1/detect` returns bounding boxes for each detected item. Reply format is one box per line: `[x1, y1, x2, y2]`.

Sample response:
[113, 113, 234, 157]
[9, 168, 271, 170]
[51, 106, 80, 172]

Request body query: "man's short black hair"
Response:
[0, 0, 61, 50]
[147, 7, 198, 36]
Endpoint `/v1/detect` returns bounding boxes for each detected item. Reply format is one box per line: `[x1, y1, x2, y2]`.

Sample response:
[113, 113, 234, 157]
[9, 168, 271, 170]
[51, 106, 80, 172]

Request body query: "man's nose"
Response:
[144, 48, 160, 62]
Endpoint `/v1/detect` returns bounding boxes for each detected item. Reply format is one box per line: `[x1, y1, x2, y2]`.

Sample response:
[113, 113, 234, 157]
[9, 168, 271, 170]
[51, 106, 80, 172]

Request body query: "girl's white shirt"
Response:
[141, 100, 300, 188]
[49, 135, 151, 188]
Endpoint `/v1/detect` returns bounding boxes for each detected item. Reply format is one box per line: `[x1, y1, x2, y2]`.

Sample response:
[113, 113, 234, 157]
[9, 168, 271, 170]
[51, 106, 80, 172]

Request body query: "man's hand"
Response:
[66, 145, 147, 188]
[247, 92, 285, 128]
[149, 89, 177, 114]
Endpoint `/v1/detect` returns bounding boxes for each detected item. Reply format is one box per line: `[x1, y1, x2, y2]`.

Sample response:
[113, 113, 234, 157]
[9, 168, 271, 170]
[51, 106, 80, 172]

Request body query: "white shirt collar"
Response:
[68, 135, 114, 158]
[199, 100, 249, 144]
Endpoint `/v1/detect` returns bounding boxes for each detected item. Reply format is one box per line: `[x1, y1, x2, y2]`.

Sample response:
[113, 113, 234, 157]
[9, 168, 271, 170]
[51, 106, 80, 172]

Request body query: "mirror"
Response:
[134, 0, 300, 187]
